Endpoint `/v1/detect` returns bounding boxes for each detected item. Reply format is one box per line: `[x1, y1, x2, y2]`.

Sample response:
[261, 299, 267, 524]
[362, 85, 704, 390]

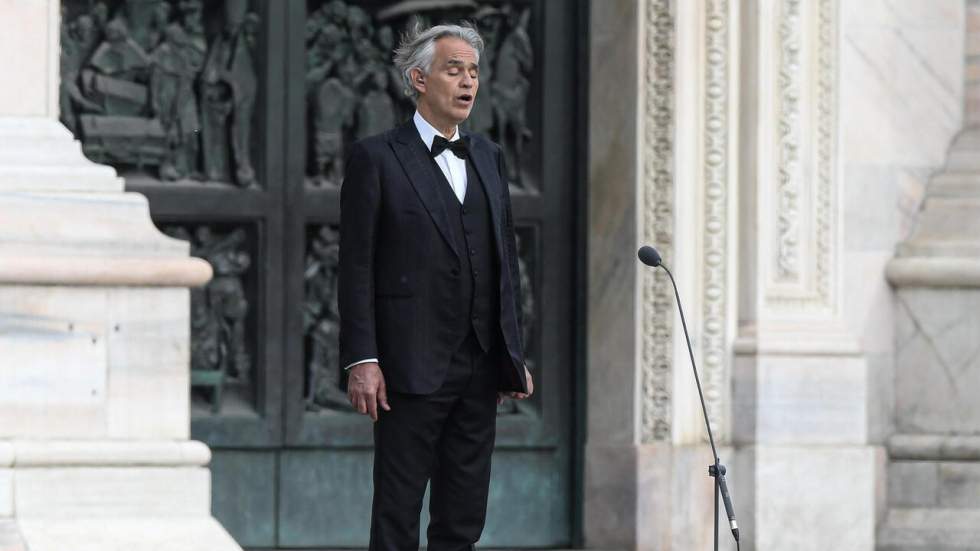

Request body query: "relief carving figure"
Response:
[303, 226, 350, 411]
[151, 18, 205, 180]
[60, 13, 104, 134]
[464, 6, 502, 135]
[199, 227, 253, 385]
[490, 7, 533, 186]
[303, 2, 535, 188]
[201, 0, 259, 187]
[312, 61, 358, 186]
[60, 0, 260, 185]
[165, 224, 252, 413]
[306, 5, 359, 186]
[355, 66, 397, 140]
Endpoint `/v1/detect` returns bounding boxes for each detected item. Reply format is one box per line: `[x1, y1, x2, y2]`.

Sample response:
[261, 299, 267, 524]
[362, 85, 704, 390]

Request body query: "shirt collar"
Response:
[413, 111, 459, 152]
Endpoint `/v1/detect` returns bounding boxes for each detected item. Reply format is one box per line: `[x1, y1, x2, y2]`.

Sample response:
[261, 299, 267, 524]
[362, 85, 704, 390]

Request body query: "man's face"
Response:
[414, 37, 479, 131]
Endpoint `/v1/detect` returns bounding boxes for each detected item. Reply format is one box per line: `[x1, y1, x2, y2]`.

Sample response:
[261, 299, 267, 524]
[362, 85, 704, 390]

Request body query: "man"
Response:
[338, 22, 534, 551]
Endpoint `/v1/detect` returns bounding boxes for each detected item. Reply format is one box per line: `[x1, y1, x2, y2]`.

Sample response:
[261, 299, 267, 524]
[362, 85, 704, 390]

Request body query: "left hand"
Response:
[498, 366, 534, 405]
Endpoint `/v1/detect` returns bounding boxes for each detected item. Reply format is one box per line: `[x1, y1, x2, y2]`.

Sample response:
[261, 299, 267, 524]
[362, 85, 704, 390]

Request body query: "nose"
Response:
[461, 73, 473, 88]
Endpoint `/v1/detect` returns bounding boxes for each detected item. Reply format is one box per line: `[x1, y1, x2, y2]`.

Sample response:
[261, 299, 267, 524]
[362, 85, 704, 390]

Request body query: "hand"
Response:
[347, 362, 390, 421]
[497, 366, 534, 405]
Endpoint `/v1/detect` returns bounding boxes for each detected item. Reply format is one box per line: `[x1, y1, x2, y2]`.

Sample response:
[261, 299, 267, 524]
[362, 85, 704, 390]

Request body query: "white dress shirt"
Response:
[344, 112, 467, 372]
[412, 110, 468, 203]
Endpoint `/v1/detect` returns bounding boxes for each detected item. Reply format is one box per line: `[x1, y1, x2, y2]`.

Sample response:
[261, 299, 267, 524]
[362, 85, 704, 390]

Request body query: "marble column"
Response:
[733, 0, 876, 550]
[0, 1, 239, 549]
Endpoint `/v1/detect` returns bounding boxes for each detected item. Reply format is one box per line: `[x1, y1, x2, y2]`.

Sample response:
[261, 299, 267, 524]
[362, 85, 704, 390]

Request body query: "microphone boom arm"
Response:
[641, 248, 740, 548]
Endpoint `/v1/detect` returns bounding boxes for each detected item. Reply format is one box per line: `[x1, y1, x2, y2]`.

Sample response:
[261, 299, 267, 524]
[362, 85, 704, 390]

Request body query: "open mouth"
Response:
[456, 94, 473, 104]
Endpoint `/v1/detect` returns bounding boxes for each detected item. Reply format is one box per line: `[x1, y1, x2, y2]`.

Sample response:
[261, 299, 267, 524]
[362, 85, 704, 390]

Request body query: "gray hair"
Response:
[393, 22, 484, 100]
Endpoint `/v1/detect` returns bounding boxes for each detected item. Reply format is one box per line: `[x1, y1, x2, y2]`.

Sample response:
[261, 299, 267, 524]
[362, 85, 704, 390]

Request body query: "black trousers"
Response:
[369, 332, 499, 551]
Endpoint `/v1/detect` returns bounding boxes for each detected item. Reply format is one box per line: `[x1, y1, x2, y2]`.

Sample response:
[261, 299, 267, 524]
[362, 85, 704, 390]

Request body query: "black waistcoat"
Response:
[430, 157, 500, 353]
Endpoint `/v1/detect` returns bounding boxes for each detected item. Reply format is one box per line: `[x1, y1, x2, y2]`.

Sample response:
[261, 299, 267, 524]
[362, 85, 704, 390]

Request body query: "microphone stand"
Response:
[641, 250, 740, 551]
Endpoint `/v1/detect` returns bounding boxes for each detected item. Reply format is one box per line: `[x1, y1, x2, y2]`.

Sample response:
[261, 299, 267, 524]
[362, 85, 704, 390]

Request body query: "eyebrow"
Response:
[447, 59, 479, 69]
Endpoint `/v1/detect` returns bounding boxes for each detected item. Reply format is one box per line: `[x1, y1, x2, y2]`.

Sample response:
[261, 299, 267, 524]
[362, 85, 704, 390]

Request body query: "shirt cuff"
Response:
[344, 358, 379, 371]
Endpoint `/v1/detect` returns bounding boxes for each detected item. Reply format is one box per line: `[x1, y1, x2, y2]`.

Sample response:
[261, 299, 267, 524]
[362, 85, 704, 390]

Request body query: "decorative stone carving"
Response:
[640, 0, 675, 443]
[776, 0, 802, 281]
[165, 224, 254, 414]
[59, 0, 260, 187]
[701, 0, 732, 440]
[763, 0, 838, 312]
[305, 0, 535, 189]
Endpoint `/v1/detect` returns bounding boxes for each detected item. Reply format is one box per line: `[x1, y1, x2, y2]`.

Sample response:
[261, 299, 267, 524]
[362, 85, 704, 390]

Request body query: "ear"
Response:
[410, 67, 426, 95]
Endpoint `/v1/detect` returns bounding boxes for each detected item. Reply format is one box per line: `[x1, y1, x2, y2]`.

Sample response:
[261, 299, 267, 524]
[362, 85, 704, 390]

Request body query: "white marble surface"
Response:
[733, 354, 868, 445]
[106, 287, 190, 439]
[0, 286, 192, 440]
[0, 470, 12, 517]
[895, 288, 980, 434]
[0, 192, 187, 258]
[743, 445, 876, 551]
[14, 467, 210, 518]
[17, 517, 240, 551]
[0, 1, 58, 118]
[842, 1, 963, 167]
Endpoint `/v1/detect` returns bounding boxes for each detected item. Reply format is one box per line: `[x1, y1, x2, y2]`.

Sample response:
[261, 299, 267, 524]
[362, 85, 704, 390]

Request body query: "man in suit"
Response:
[338, 22, 534, 551]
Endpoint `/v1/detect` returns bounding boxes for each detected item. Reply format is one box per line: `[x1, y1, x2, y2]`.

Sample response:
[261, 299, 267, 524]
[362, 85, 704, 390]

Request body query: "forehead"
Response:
[434, 36, 478, 65]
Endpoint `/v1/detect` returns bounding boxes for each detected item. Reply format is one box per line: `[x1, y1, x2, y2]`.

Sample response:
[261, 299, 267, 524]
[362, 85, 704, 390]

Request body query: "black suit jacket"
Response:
[338, 121, 528, 395]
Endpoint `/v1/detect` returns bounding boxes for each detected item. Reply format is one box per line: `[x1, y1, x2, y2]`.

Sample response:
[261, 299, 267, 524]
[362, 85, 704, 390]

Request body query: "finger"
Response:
[497, 393, 504, 405]
[366, 393, 378, 422]
[355, 394, 367, 415]
[378, 382, 391, 412]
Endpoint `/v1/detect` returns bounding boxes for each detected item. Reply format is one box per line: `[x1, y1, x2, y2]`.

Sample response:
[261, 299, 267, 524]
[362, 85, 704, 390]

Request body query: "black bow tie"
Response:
[430, 135, 469, 159]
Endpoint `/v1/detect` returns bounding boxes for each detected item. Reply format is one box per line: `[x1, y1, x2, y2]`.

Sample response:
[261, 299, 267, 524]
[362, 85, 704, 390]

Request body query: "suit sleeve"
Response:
[497, 147, 526, 360]
[338, 141, 381, 369]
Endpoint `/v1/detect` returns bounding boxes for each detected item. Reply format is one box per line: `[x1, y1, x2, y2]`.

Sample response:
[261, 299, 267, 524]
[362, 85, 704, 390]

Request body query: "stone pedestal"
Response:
[0, 1, 238, 549]
[882, 128, 980, 550]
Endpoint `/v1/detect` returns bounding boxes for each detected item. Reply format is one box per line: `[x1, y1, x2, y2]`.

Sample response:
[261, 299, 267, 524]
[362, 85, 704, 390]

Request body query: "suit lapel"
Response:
[390, 123, 460, 259]
[466, 135, 506, 262]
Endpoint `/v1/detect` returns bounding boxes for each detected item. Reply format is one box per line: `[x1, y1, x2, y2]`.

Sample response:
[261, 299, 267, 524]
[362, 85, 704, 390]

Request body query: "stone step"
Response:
[877, 508, 980, 551]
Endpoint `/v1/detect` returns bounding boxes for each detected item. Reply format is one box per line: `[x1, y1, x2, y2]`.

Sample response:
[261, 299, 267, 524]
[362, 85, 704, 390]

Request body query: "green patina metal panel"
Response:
[211, 450, 279, 547]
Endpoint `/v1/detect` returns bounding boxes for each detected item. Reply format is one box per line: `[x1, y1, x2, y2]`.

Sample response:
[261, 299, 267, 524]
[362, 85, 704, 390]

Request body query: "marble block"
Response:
[0, 286, 190, 440]
[733, 353, 868, 445]
[894, 288, 980, 434]
[14, 467, 210, 518]
[17, 517, 240, 551]
[736, 445, 876, 551]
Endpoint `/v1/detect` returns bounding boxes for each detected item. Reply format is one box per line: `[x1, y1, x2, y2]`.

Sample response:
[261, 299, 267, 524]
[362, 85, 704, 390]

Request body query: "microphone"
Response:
[637, 245, 662, 268]
[637, 245, 740, 547]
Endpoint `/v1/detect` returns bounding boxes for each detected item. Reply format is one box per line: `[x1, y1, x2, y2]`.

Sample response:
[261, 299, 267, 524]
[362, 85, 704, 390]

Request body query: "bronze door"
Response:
[60, 0, 584, 547]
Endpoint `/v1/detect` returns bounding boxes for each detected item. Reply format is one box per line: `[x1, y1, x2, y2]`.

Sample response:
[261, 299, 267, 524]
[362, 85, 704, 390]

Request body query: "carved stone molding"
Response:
[640, 0, 675, 443]
[762, 0, 838, 315]
[701, 0, 731, 441]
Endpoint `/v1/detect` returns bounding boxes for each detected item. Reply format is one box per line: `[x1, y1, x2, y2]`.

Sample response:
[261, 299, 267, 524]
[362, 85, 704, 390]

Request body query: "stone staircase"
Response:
[877, 435, 980, 551]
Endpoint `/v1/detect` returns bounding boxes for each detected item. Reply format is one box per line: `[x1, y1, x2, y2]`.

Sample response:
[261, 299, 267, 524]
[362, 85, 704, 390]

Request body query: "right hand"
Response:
[347, 362, 390, 422]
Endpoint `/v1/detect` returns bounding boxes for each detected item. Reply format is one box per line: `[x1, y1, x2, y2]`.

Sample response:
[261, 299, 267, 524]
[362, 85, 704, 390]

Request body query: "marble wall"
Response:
[839, 0, 965, 443]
